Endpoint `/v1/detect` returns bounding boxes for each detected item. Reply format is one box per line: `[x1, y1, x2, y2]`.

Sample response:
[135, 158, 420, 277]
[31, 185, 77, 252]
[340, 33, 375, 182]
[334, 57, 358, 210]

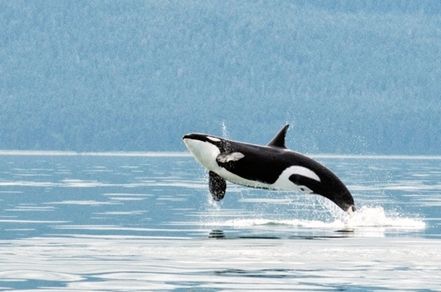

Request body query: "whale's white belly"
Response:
[214, 165, 320, 194]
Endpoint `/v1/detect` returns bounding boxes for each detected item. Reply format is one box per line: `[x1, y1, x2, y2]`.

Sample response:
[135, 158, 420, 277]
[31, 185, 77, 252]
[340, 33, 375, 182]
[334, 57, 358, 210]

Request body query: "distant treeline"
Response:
[1, 1, 440, 154]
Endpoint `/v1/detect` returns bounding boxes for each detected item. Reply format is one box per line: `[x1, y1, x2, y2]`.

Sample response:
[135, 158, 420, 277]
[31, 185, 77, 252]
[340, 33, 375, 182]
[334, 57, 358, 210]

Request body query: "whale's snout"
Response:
[182, 134, 204, 151]
[183, 133, 198, 141]
[182, 133, 222, 171]
[182, 134, 209, 153]
[182, 133, 214, 143]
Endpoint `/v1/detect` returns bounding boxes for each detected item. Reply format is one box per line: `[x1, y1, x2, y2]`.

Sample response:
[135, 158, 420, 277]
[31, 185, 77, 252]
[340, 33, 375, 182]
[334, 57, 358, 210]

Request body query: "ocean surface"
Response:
[0, 152, 440, 291]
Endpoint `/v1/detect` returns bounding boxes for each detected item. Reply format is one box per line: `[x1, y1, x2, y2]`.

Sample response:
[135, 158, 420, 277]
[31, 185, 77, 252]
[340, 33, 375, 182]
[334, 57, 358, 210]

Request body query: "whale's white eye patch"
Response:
[217, 152, 245, 163]
[207, 136, 221, 142]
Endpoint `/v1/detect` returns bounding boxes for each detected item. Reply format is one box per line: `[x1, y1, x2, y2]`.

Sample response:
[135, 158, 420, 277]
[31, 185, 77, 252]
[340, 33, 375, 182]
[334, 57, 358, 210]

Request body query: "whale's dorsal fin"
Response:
[268, 124, 289, 149]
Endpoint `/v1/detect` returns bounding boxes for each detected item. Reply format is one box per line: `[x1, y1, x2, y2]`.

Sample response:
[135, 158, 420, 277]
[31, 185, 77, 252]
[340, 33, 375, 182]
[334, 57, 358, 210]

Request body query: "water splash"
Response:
[204, 205, 425, 232]
[206, 192, 222, 210]
[341, 206, 425, 229]
[221, 121, 229, 138]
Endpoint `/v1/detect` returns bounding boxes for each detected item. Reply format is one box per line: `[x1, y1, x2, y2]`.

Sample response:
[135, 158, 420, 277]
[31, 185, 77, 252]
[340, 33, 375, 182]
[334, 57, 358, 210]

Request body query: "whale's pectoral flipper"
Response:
[268, 124, 289, 149]
[209, 171, 226, 201]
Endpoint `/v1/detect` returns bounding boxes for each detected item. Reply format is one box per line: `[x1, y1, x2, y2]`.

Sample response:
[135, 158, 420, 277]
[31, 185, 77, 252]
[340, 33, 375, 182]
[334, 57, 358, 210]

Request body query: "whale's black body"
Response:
[183, 125, 355, 212]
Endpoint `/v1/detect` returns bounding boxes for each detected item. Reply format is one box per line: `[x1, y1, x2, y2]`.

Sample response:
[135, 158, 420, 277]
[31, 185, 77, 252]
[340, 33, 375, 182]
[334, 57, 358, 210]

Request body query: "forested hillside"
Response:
[1, 1, 440, 154]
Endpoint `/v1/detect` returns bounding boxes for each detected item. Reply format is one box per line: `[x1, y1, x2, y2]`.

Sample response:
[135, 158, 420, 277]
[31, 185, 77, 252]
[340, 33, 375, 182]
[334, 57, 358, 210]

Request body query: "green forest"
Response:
[1, 1, 440, 154]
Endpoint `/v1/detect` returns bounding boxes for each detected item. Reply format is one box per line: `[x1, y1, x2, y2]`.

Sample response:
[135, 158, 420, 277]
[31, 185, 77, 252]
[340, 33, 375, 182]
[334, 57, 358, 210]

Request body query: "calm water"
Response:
[0, 152, 440, 290]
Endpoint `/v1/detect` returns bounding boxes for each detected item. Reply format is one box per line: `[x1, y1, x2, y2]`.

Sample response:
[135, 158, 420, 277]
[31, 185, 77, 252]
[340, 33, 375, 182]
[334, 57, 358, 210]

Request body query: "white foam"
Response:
[341, 206, 426, 229]
[60, 179, 104, 188]
[205, 206, 425, 231]
[47, 200, 117, 206]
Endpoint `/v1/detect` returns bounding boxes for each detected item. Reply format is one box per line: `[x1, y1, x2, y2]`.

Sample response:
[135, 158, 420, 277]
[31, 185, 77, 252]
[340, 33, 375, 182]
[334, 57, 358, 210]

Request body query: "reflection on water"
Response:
[0, 153, 440, 290]
[209, 229, 226, 239]
[0, 236, 440, 290]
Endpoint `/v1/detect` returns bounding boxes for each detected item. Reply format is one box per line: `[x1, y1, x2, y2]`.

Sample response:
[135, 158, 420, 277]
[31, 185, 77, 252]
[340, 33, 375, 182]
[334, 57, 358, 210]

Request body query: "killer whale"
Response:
[183, 125, 355, 213]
